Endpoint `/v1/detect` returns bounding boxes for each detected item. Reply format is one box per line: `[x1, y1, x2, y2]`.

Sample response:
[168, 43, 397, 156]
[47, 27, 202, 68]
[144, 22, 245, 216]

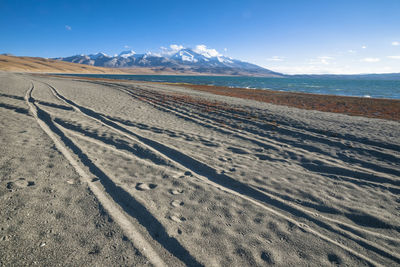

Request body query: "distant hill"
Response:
[3, 54, 398, 79]
[55, 48, 283, 77]
[0, 55, 206, 75]
[0, 55, 130, 73]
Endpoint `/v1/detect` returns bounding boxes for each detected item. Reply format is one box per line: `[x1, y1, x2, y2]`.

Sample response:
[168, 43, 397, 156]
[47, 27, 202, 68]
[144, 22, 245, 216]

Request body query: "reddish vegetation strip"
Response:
[172, 83, 400, 121]
[44, 74, 400, 121]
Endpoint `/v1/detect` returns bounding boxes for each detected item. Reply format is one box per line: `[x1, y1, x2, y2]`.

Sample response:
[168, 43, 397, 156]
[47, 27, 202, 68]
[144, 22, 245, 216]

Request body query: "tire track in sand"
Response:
[113, 84, 400, 190]
[41, 80, 400, 266]
[25, 82, 203, 267]
[51, 110, 399, 245]
[135, 82, 400, 159]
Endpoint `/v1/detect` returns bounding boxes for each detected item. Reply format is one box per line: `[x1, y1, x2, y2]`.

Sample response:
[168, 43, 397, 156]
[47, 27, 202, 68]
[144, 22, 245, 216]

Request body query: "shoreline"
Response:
[41, 73, 400, 121]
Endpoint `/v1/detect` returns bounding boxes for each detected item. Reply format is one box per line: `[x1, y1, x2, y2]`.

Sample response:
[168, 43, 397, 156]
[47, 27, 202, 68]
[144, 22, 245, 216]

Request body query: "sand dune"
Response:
[1, 72, 399, 266]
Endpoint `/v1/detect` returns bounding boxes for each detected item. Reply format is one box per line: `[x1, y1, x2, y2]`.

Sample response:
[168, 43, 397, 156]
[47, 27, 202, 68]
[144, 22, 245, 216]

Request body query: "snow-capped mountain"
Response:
[118, 50, 136, 58]
[89, 52, 109, 60]
[55, 47, 281, 76]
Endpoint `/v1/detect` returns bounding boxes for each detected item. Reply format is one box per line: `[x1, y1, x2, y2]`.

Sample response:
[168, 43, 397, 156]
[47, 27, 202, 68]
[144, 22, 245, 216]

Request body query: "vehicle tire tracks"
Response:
[39, 80, 400, 266]
[25, 82, 204, 267]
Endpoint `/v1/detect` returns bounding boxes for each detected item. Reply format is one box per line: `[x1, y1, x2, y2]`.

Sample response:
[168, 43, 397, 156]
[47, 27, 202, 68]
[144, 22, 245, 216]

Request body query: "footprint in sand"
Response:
[175, 171, 193, 179]
[169, 215, 186, 223]
[171, 200, 184, 207]
[218, 157, 228, 162]
[135, 183, 157, 191]
[227, 146, 250, 155]
[6, 178, 35, 190]
[255, 154, 270, 161]
[170, 189, 184, 195]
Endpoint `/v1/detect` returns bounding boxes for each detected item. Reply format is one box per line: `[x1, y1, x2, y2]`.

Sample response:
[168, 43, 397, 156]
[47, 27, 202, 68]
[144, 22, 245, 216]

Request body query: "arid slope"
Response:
[0, 55, 132, 73]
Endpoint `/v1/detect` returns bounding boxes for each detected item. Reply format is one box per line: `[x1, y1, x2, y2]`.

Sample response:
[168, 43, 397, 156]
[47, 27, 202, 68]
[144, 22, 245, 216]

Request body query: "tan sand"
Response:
[1, 72, 399, 266]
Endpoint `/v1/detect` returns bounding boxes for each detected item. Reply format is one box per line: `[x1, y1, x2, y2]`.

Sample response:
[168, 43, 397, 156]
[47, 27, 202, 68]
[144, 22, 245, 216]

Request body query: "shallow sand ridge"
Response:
[1, 72, 400, 266]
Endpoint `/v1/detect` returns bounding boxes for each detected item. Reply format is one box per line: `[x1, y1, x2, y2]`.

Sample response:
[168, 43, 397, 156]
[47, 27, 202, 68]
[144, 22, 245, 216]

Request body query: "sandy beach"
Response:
[1, 72, 399, 266]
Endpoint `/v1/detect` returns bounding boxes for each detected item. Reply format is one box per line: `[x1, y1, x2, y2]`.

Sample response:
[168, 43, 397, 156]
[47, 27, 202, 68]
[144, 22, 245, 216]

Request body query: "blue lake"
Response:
[60, 74, 400, 99]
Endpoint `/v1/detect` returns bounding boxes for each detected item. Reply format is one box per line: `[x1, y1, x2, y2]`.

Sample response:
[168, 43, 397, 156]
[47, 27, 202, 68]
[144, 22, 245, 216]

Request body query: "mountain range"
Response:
[55, 48, 282, 77]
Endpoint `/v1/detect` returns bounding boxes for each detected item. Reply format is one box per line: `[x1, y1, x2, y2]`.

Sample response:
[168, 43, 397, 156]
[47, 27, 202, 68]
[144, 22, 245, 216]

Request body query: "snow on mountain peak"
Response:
[176, 50, 198, 62]
[56, 44, 277, 76]
[89, 52, 109, 60]
[193, 45, 221, 58]
[160, 44, 224, 62]
[145, 51, 162, 57]
[118, 50, 136, 58]
[217, 56, 233, 63]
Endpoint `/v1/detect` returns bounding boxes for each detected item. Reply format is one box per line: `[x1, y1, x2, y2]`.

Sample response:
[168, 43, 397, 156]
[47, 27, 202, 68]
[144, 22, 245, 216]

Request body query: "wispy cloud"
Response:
[266, 56, 284, 62]
[308, 56, 334, 65]
[362, 57, 380, 62]
[65, 25, 72, 31]
[124, 45, 130, 49]
[361, 45, 367, 49]
[392, 41, 400, 46]
[269, 65, 353, 75]
[348, 49, 356, 53]
[387, 55, 400, 59]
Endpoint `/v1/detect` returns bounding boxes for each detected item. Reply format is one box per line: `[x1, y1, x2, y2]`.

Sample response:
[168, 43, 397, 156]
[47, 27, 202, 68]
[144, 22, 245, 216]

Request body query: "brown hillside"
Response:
[0, 55, 188, 74]
[0, 55, 130, 73]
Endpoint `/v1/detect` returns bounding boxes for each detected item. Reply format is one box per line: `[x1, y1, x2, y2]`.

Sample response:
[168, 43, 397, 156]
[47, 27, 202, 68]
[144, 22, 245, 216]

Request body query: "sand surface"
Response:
[1, 72, 399, 266]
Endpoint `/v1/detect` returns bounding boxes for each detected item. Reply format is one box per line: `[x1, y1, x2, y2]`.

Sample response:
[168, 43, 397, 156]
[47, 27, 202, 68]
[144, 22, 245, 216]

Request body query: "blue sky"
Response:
[1, 0, 400, 74]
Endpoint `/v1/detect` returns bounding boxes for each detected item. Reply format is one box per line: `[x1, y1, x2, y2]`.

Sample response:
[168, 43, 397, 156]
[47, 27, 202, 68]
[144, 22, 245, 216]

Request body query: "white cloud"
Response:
[308, 56, 334, 65]
[388, 55, 400, 59]
[160, 44, 185, 55]
[266, 56, 284, 62]
[170, 44, 184, 51]
[319, 56, 334, 64]
[65, 25, 72, 31]
[362, 57, 380, 62]
[159, 44, 222, 58]
[193, 45, 221, 58]
[160, 44, 186, 55]
[361, 45, 367, 49]
[269, 65, 353, 75]
[348, 49, 356, 53]
[224, 48, 228, 52]
[392, 41, 400, 46]
[124, 45, 130, 49]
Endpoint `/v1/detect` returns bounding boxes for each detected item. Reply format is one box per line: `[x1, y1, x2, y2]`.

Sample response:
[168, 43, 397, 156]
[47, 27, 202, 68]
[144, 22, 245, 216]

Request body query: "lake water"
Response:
[60, 74, 400, 99]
